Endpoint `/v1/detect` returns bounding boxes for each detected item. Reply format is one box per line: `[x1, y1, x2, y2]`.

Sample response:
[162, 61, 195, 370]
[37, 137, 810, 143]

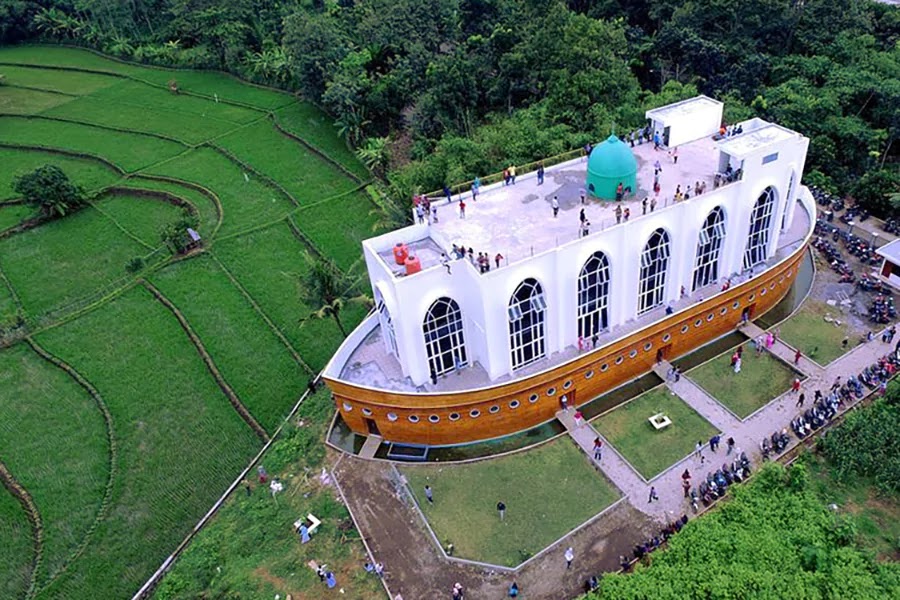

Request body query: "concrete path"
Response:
[652, 360, 742, 430]
[741, 322, 825, 377]
[359, 434, 382, 459]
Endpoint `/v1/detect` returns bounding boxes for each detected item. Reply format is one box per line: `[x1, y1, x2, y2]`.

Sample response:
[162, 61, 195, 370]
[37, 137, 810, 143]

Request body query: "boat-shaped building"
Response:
[323, 96, 814, 447]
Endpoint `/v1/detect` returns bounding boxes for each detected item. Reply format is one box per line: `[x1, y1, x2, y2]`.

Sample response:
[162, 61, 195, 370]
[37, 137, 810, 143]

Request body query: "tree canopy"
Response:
[13, 164, 85, 219]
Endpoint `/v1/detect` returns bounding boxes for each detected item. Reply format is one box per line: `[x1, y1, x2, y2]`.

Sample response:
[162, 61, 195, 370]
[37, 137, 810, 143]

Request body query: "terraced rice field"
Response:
[0, 45, 373, 599]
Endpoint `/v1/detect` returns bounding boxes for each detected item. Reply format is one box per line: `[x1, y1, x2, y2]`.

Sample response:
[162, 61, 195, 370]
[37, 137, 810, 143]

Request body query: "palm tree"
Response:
[355, 136, 390, 176]
[369, 179, 414, 233]
[299, 254, 370, 337]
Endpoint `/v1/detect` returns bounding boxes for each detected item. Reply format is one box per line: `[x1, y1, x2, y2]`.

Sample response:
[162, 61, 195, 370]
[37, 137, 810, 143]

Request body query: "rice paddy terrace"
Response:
[0, 45, 376, 599]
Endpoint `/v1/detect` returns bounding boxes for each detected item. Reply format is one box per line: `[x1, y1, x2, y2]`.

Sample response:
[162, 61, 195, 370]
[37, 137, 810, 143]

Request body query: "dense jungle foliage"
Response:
[3, 0, 898, 209]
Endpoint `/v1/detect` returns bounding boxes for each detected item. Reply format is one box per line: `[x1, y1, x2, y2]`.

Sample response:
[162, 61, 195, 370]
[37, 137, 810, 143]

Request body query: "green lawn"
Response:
[0, 45, 138, 75]
[0, 65, 121, 95]
[0, 203, 35, 231]
[0, 271, 18, 323]
[274, 103, 370, 180]
[292, 191, 378, 271]
[146, 146, 295, 236]
[0, 205, 151, 317]
[216, 119, 357, 204]
[213, 223, 365, 371]
[150, 255, 309, 432]
[689, 348, 797, 418]
[34, 287, 260, 600]
[0, 147, 122, 199]
[0, 484, 32, 600]
[0, 343, 109, 590]
[401, 438, 620, 567]
[121, 176, 221, 237]
[93, 191, 185, 248]
[777, 299, 861, 365]
[592, 386, 719, 479]
[0, 115, 186, 172]
[0, 85, 74, 114]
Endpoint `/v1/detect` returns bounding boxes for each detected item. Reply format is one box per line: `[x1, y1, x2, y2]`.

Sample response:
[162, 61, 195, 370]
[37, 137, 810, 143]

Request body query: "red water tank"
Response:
[405, 255, 421, 275]
[393, 243, 409, 265]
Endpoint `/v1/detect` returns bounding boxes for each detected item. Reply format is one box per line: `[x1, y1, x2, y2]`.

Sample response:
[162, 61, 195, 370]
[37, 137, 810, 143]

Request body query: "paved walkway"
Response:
[359, 434, 382, 459]
[742, 322, 825, 377]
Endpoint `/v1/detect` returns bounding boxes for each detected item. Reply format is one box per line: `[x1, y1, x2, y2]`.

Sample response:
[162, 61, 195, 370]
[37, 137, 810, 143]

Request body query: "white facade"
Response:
[361, 100, 809, 387]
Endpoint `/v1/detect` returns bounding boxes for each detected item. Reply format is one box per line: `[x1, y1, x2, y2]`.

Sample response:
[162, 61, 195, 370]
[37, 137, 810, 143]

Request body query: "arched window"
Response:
[423, 297, 467, 377]
[744, 187, 776, 269]
[577, 252, 610, 339]
[375, 291, 398, 358]
[638, 229, 670, 315]
[692, 207, 726, 291]
[509, 278, 546, 370]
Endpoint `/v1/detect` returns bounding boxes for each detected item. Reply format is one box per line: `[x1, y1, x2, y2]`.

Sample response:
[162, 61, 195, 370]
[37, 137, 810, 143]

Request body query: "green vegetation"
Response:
[402, 438, 619, 567]
[593, 461, 900, 599]
[0, 485, 32, 600]
[819, 395, 900, 496]
[0, 116, 186, 172]
[778, 300, 861, 365]
[14, 165, 85, 219]
[0, 344, 108, 589]
[153, 388, 385, 600]
[0, 148, 121, 199]
[293, 192, 379, 271]
[0, 204, 154, 316]
[689, 348, 798, 418]
[0, 46, 372, 599]
[593, 387, 718, 479]
[0, 85, 74, 114]
[149, 256, 308, 432]
[35, 288, 261, 599]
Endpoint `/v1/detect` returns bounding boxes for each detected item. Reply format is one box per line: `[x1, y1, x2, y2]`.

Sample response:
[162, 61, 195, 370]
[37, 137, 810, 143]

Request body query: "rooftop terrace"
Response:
[419, 134, 723, 270]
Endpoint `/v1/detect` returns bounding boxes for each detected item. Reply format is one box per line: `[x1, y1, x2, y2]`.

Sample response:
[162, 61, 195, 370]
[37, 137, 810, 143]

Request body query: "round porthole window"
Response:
[489, 405, 500, 414]
[428, 415, 440, 423]
[770, 282, 776, 290]
[547, 387, 557, 396]
[449, 413, 460, 421]
[600, 364, 609, 372]
[779, 276, 785, 284]
[681, 325, 689, 334]
[362, 407, 373, 416]
[644, 342, 653, 351]
[470, 409, 481, 418]
[787, 269, 793, 277]
[720, 307, 728, 315]
[585, 370, 595, 379]
[748, 294, 756, 302]
[528, 393, 539, 403]
[732, 301, 740, 309]
[408, 415, 420, 423]
[563, 380, 573, 390]
[707, 313, 714, 322]
[509, 400, 520, 409]
[615, 356, 624, 365]
[760, 287, 767, 296]
[342, 402, 353, 412]
[387, 413, 398, 422]
[629, 349, 638, 358]
[695, 318, 703, 327]
[662, 333, 672, 342]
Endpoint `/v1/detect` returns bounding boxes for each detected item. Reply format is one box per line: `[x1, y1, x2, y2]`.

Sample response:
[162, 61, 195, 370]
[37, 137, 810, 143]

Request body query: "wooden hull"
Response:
[326, 244, 808, 446]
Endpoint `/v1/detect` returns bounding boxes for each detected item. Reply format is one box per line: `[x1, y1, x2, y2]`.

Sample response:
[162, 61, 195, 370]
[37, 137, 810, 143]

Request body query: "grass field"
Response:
[0, 45, 372, 600]
[402, 439, 620, 567]
[592, 386, 719, 480]
[149, 256, 309, 432]
[0, 344, 109, 590]
[777, 300, 861, 365]
[689, 348, 797, 418]
[0, 485, 32, 600]
[0, 147, 122, 199]
[0, 115, 186, 172]
[35, 288, 261, 599]
[0, 203, 35, 230]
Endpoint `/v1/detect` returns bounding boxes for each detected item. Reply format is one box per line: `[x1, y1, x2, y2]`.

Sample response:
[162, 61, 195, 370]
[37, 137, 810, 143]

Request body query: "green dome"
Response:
[586, 135, 638, 200]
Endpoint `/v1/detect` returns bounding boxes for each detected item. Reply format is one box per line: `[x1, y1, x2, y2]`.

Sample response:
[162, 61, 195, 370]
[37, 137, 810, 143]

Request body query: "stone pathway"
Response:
[742, 322, 825, 377]
[359, 434, 382, 459]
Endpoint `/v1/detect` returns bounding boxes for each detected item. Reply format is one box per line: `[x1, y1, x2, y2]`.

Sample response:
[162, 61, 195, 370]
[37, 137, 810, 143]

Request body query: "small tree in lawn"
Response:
[13, 165, 85, 219]
[299, 253, 370, 337]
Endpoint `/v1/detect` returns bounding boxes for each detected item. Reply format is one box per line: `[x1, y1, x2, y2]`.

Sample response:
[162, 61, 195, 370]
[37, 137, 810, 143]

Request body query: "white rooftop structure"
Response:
[330, 96, 812, 390]
[646, 95, 723, 148]
[876, 239, 900, 264]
